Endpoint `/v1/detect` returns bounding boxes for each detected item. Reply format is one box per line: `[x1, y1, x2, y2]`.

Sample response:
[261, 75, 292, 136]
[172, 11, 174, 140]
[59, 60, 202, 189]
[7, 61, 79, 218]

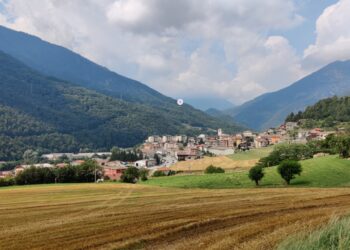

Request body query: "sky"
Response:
[0, 0, 349, 106]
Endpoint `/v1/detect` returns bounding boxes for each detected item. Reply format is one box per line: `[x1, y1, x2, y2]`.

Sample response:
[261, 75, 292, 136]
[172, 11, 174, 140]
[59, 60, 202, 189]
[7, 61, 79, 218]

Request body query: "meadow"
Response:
[147, 156, 350, 188]
[2, 183, 350, 249]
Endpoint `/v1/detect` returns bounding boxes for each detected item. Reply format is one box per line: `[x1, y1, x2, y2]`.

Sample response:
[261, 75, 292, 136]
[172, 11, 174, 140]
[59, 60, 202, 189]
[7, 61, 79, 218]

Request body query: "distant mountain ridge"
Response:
[0, 25, 168, 105]
[0, 25, 244, 134]
[227, 60, 350, 130]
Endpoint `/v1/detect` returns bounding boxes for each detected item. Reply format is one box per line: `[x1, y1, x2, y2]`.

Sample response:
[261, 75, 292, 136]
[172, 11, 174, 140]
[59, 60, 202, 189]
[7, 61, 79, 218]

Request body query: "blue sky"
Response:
[279, 0, 338, 55]
[0, 0, 349, 107]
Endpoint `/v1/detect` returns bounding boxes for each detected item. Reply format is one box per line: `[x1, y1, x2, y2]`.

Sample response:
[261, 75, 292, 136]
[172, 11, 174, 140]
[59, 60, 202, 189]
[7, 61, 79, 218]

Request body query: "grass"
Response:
[228, 146, 273, 161]
[278, 216, 350, 250]
[146, 155, 350, 188]
[2, 184, 350, 249]
[170, 147, 273, 172]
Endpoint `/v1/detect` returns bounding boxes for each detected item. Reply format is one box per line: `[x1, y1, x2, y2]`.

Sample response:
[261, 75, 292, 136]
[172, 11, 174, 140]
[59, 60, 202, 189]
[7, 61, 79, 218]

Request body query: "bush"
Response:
[205, 165, 225, 174]
[248, 166, 264, 186]
[0, 177, 15, 187]
[139, 168, 149, 181]
[121, 167, 140, 183]
[277, 160, 302, 185]
[153, 170, 166, 177]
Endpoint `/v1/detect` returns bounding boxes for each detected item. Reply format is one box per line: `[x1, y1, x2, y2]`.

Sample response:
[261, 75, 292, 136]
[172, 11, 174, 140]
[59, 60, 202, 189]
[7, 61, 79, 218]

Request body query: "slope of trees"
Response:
[0, 51, 244, 161]
[286, 96, 350, 126]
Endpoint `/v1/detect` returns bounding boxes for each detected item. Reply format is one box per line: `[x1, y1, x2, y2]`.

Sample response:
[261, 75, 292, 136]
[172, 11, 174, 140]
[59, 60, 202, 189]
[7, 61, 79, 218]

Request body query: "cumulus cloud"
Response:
[304, 0, 350, 68]
[0, 0, 307, 104]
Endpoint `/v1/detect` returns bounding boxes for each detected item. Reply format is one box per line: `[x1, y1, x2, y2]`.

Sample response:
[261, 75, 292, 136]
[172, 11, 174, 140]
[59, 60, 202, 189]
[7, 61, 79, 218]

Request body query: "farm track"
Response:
[1, 184, 350, 250]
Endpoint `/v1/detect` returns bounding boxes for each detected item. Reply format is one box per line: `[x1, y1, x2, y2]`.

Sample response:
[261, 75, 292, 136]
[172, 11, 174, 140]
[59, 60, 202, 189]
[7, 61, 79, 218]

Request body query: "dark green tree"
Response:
[248, 166, 264, 186]
[277, 160, 302, 185]
[120, 167, 140, 183]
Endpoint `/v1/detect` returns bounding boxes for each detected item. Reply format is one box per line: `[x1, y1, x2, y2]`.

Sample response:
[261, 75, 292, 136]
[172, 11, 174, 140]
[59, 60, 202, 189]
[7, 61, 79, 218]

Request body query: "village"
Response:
[0, 122, 336, 181]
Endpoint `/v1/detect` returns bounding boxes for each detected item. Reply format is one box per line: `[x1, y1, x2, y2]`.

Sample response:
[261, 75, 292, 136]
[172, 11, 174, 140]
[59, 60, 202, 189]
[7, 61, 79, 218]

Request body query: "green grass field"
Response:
[228, 146, 273, 160]
[146, 156, 350, 188]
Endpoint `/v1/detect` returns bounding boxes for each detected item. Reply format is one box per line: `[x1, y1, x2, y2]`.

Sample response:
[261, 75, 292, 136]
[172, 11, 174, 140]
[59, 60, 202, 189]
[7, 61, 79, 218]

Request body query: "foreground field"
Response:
[170, 147, 273, 172]
[1, 184, 350, 249]
[147, 156, 350, 188]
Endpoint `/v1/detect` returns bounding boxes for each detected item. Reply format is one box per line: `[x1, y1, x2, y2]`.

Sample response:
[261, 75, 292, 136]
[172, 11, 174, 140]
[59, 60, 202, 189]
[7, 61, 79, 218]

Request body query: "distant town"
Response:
[0, 121, 335, 182]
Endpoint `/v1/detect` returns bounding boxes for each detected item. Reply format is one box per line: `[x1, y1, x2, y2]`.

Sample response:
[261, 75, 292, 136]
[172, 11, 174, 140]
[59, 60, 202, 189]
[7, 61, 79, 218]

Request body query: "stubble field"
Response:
[1, 183, 350, 250]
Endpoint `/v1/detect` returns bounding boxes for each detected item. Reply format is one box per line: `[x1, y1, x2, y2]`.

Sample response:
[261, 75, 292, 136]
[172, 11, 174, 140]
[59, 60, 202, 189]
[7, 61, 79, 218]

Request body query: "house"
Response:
[206, 147, 234, 156]
[103, 166, 127, 181]
[55, 163, 68, 168]
[285, 122, 298, 131]
[0, 170, 13, 178]
[176, 147, 200, 161]
[269, 135, 281, 145]
[243, 131, 253, 137]
[71, 160, 85, 166]
[103, 161, 127, 180]
[254, 137, 269, 148]
[134, 159, 156, 168]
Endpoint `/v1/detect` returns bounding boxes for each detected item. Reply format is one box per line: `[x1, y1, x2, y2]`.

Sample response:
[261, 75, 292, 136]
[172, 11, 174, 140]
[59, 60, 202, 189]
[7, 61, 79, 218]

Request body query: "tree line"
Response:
[0, 160, 102, 187]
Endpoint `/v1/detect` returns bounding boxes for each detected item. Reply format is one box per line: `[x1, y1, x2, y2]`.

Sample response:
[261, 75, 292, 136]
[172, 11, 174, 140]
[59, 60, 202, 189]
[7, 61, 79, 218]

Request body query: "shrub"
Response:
[139, 168, 149, 181]
[121, 167, 140, 183]
[277, 160, 302, 185]
[248, 166, 264, 186]
[205, 165, 225, 174]
[153, 170, 166, 177]
[0, 177, 15, 187]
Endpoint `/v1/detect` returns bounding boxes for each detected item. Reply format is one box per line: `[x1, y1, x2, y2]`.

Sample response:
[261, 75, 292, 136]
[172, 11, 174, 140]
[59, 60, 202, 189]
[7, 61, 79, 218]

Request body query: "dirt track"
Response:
[1, 184, 350, 250]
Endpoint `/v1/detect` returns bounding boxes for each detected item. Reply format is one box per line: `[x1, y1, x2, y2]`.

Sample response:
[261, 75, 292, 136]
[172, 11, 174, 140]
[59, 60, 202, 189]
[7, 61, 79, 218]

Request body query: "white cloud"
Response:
[304, 0, 350, 68]
[0, 0, 307, 104]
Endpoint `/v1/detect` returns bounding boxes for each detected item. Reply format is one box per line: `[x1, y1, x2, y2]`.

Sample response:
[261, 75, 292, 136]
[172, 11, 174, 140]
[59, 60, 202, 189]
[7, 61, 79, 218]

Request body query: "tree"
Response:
[153, 170, 166, 177]
[139, 168, 149, 181]
[277, 160, 302, 185]
[120, 167, 140, 183]
[23, 149, 39, 164]
[248, 166, 264, 186]
[75, 160, 102, 182]
[205, 165, 225, 174]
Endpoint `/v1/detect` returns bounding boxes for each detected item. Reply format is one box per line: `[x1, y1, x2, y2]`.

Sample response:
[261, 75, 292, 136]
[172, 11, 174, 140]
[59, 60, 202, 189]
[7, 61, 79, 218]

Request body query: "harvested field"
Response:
[170, 156, 258, 172]
[1, 184, 350, 250]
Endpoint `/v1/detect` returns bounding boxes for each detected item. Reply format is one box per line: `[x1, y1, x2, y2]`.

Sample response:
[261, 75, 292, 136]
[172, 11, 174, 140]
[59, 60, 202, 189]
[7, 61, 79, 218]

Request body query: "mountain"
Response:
[227, 60, 350, 130]
[0, 26, 165, 105]
[0, 51, 245, 161]
[186, 97, 235, 111]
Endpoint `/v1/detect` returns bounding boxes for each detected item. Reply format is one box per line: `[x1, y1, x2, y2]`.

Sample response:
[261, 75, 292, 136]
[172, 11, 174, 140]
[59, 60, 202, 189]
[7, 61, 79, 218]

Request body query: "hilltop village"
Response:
[140, 122, 334, 166]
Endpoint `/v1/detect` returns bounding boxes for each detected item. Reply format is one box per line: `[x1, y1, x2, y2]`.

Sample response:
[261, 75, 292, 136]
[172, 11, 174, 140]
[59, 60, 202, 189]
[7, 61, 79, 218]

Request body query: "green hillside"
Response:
[286, 96, 350, 128]
[145, 156, 350, 188]
[0, 52, 243, 161]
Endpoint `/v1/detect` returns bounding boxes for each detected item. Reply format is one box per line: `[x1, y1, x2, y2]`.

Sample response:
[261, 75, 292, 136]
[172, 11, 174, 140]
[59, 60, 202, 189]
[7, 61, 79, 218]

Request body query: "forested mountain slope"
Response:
[0, 52, 243, 160]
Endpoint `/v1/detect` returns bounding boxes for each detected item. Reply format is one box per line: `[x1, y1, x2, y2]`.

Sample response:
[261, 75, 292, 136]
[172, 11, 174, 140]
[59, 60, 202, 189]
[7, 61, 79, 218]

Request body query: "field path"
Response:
[1, 184, 350, 250]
